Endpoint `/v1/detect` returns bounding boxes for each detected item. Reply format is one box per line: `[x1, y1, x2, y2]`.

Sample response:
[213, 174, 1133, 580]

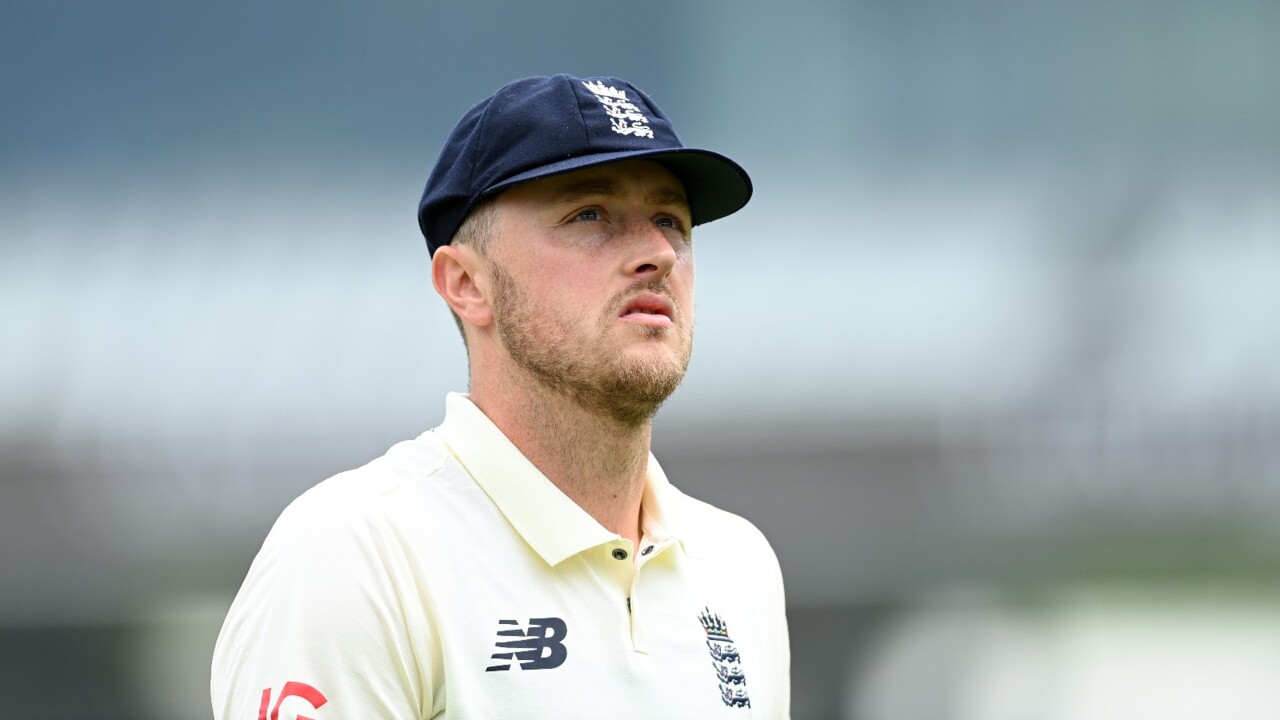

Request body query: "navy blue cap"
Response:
[418, 74, 753, 255]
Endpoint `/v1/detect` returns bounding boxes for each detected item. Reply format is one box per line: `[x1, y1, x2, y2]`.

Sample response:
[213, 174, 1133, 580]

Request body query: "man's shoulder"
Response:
[665, 482, 778, 559]
[275, 428, 459, 530]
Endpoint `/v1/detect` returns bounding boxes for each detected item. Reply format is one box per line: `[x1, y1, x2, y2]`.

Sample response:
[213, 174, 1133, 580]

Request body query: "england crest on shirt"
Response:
[698, 607, 751, 709]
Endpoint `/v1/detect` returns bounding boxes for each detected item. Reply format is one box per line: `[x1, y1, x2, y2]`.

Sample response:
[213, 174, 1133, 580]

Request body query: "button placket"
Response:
[627, 538, 674, 653]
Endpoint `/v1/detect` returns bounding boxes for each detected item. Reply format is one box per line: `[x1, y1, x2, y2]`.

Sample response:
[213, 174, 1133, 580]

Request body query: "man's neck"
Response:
[470, 377, 652, 551]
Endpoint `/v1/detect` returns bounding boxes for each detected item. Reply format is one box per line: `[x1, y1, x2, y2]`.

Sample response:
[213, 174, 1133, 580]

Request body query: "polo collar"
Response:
[435, 393, 695, 566]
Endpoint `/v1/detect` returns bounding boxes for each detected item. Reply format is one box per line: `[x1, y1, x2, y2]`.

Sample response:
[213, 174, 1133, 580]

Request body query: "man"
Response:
[212, 74, 790, 719]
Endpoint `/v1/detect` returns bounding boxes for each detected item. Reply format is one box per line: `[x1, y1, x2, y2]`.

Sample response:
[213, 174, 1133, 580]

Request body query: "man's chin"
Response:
[612, 328, 691, 362]
[615, 352, 690, 390]
[595, 375, 684, 427]
[614, 344, 686, 368]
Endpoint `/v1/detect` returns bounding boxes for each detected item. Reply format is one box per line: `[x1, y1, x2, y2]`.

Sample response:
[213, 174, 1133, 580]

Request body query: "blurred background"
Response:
[3, 1, 1280, 718]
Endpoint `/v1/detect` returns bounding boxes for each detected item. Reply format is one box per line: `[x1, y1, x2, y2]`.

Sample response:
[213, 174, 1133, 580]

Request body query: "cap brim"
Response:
[481, 148, 752, 227]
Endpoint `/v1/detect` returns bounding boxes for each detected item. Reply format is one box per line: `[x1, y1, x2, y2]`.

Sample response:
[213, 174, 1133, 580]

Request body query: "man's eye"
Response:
[574, 209, 600, 222]
[656, 217, 675, 228]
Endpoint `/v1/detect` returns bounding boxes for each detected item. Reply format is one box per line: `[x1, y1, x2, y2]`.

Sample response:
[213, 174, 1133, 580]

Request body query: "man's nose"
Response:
[625, 221, 679, 279]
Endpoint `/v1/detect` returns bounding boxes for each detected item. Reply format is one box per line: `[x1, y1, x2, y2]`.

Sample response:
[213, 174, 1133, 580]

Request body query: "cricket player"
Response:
[212, 74, 790, 719]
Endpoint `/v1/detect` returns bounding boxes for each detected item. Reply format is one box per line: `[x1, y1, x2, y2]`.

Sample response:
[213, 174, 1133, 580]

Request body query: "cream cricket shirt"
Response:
[212, 393, 790, 719]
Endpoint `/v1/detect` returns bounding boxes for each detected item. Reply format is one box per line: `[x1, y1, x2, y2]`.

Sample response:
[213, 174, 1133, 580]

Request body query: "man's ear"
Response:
[432, 244, 494, 328]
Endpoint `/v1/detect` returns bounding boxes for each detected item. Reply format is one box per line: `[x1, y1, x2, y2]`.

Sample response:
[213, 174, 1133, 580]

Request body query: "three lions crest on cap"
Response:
[581, 80, 655, 139]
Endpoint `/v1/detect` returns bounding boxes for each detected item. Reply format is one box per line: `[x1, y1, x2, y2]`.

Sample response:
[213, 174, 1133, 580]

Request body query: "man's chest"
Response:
[414, 538, 777, 718]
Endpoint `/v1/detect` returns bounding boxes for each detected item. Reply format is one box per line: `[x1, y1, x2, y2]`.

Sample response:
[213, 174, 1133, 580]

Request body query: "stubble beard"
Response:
[490, 264, 692, 428]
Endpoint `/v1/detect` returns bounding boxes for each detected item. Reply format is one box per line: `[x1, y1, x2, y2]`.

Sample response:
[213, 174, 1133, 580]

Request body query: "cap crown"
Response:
[418, 74, 751, 255]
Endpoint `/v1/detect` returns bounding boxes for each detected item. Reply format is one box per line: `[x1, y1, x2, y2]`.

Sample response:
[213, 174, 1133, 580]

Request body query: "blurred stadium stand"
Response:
[3, 0, 1279, 717]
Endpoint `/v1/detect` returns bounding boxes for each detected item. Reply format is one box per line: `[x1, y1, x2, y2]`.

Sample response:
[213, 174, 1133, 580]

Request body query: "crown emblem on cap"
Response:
[581, 79, 655, 139]
[582, 80, 629, 100]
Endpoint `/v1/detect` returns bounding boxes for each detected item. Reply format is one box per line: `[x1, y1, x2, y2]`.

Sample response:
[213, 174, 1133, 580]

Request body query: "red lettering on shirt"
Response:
[258, 682, 328, 720]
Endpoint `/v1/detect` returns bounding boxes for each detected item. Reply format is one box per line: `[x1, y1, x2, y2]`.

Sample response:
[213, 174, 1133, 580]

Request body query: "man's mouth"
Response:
[619, 293, 675, 327]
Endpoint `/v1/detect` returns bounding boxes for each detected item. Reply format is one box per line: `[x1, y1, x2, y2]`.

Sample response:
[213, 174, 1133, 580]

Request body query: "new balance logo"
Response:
[484, 617, 568, 671]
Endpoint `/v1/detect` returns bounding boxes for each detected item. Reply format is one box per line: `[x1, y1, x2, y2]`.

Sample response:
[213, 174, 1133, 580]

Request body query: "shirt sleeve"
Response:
[766, 541, 792, 720]
[211, 488, 437, 720]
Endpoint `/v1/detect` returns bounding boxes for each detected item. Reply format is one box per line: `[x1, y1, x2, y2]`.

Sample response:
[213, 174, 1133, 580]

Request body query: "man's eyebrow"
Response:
[646, 187, 691, 212]
[549, 177, 690, 212]
[551, 177, 623, 204]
